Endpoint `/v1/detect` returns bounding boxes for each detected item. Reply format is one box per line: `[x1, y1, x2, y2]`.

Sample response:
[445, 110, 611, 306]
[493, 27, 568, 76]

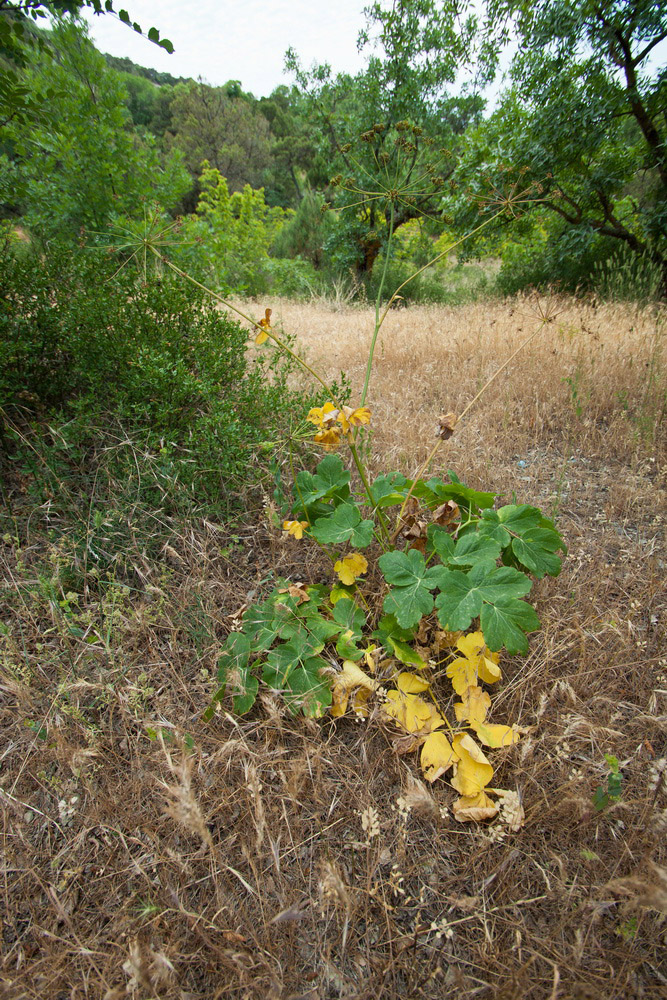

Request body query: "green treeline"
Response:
[1, 1, 665, 303]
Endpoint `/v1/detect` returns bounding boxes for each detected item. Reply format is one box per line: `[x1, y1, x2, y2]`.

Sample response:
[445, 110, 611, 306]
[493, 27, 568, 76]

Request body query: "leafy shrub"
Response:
[0, 241, 313, 509]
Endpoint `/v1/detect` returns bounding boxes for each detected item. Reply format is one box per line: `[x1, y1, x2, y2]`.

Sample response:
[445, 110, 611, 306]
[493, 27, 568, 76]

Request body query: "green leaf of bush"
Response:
[379, 549, 442, 628]
[433, 563, 532, 636]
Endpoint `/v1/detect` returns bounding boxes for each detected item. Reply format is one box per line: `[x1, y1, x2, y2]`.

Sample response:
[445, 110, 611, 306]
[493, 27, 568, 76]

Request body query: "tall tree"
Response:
[0, 17, 188, 236]
[167, 81, 273, 192]
[285, 0, 485, 276]
[454, 0, 667, 292]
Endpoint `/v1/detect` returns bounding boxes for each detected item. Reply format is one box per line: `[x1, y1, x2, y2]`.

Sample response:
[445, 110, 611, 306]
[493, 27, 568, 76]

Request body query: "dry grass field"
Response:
[1, 295, 666, 999]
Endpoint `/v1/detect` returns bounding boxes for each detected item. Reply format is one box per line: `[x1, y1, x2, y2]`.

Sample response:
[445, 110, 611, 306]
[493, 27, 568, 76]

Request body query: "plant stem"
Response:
[361, 202, 395, 407]
[151, 247, 342, 407]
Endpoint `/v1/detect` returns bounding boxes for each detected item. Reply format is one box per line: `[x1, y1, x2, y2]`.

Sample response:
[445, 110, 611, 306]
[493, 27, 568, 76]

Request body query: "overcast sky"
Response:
[84, 0, 369, 96]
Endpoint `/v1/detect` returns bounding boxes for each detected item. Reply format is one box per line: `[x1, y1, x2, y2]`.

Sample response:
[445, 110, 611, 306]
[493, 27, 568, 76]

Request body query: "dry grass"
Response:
[1, 296, 666, 999]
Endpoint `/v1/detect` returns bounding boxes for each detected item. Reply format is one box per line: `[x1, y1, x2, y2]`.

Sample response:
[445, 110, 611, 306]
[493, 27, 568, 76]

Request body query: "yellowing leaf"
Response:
[396, 671, 430, 694]
[421, 731, 459, 782]
[352, 686, 372, 717]
[446, 656, 479, 695]
[255, 307, 272, 344]
[314, 428, 341, 450]
[330, 660, 379, 718]
[456, 631, 501, 684]
[307, 402, 338, 430]
[334, 552, 368, 586]
[330, 583, 353, 605]
[451, 733, 494, 797]
[383, 690, 444, 736]
[471, 721, 520, 748]
[454, 685, 491, 725]
[282, 519, 309, 539]
[340, 405, 371, 430]
[452, 791, 498, 823]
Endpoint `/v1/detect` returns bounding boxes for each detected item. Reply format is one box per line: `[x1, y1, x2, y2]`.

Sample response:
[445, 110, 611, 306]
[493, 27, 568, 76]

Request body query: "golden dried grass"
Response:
[1, 296, 665, 999]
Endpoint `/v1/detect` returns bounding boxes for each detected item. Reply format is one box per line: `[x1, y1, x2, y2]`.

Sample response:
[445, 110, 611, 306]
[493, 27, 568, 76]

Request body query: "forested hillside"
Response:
[1, 4, 666, 999]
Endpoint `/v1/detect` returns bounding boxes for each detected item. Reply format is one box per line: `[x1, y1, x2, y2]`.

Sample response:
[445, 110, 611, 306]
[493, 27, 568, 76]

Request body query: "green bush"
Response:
[0, 241, 313, 510]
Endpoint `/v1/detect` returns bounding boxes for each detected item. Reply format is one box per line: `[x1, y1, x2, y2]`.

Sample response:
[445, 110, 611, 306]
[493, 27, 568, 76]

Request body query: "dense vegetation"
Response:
[1, 0, 665, 304]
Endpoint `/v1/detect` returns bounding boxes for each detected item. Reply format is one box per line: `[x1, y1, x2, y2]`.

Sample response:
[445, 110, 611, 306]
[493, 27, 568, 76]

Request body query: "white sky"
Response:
[84, 0, 369, 96]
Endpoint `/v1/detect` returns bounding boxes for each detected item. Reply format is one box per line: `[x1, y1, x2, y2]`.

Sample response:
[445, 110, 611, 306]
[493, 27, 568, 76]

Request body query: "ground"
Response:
[1, 295, 666, 999]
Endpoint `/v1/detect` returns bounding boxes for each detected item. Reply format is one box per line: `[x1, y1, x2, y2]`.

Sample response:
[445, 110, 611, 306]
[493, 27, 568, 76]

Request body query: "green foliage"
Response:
[167, 80, 273, 191]
[593, 754, 623, 811]
[1, 19, 189, 237]
[455, 0, 667, 295]
[176, 164, 289, 295]
[0, 240, 311, 508]
[204, 453, 564, 718]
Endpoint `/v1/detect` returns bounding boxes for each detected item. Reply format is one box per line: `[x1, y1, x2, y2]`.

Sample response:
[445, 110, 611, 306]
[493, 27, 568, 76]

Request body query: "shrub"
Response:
[0, 241, 314, 510]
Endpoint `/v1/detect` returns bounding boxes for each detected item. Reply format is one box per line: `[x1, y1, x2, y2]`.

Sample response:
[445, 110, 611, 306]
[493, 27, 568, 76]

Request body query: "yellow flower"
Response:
[254, 307, 272, 345]
[282, 519, 309, 539]
[334, 552, 368, 586]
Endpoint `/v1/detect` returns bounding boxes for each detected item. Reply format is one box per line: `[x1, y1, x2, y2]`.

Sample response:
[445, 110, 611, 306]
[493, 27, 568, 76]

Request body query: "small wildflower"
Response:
[282, 520, 309, 540]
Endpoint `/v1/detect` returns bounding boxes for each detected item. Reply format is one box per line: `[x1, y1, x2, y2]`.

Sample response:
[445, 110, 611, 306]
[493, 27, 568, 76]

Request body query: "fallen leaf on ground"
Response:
[452, 791, 499, 823]
[471, 721, 520, 748]
[421, 731, 459, 782]
[451, 733, 494, 797]
[454, 685, 491, 725]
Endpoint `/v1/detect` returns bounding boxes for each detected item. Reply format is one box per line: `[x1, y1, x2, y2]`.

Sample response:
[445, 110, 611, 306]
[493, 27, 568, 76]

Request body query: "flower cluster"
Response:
[307, 402, 371, 449]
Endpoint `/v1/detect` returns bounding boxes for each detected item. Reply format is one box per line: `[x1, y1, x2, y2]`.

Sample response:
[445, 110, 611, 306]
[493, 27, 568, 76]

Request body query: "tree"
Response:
[0, 0, 172, 124]
[0, 18, 189, 236]
[285, 0, 485, 276]
[454, 0, 667, 293]
[167, 81, 273, 192]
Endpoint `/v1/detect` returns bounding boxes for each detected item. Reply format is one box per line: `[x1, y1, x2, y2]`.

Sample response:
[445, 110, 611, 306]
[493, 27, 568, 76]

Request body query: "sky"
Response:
[83, 0, 369, 96]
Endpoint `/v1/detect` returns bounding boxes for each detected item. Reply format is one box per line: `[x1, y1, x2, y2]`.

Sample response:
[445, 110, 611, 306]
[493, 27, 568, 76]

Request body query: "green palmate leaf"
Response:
[336, 630, 364, 661]
[332, 598, 366, 636]
[264, 639, 310, 685]
[278, 611, 340, 647]
[413, 472, 496, 516]
[373, 613, 415, 646]
[370, 472, 409, 508]
[478, 505, 564, 579]
[448, 533, 503, 567]
[480, 599, 540, 655]
[427, 525, 455, 561]
[295, 454, 351, 505]
[203, 631, 253, 720]
[379, 549, 442, 628]
[242, 602, 280, 651]
[433, 562, 532, 635]
[283, 658, 332, 717]
[311, 503, 374, 547]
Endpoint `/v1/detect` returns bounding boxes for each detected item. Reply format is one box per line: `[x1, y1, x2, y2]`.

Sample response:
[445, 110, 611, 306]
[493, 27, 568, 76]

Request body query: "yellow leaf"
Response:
[282, 519, 309, 539]
[456, 631, 501, 684]
[452, 791, 498, 823]
[383, 690, 444, 736]
[307, 401, 338, 430]
[454, 685, 491, 725]
[451, 733, 494, 797]
[340, 405, 371, 430]
[470, 721, 520, 748]
[396, 671, 430, 694]
[330, 660, 379, 718]
[254, 307, 272, 344]
[446, 656, 479, 695]
[421, 731, 459, 782]
[314, 428, 341, 450]
[352, 686, 372, 717]
[334, 552, 368, 586]
[363, 644, 379, 671]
